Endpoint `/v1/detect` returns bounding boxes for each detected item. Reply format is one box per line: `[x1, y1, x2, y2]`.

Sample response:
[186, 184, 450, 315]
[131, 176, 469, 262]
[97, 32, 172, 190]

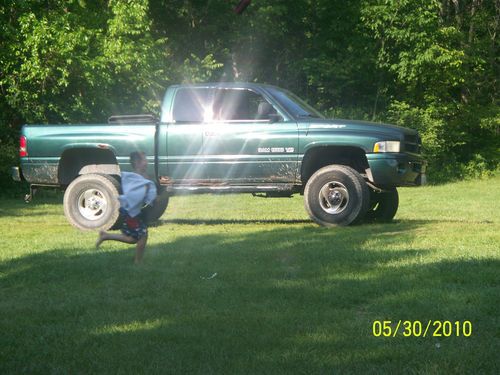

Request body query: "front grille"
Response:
[405, 134, 422, 154]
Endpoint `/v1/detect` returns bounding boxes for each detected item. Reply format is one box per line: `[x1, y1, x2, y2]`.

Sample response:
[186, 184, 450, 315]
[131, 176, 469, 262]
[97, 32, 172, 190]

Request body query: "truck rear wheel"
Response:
[365, 188, 399, 223]
[63, 173, 121, 231]
[304, 165, 369, 226]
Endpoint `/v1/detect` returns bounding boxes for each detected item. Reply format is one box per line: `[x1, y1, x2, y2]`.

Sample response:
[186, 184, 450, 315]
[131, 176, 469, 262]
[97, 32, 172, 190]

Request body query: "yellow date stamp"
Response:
[372, 320, 472, 337]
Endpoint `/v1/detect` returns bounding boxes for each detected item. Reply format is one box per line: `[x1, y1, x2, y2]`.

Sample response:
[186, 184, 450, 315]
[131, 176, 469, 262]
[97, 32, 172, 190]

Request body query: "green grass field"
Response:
[1, 177, 499, 374]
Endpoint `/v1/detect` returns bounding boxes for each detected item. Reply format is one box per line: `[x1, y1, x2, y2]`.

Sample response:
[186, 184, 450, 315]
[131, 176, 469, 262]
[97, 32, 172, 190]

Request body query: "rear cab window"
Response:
[172, 88, 211, 122]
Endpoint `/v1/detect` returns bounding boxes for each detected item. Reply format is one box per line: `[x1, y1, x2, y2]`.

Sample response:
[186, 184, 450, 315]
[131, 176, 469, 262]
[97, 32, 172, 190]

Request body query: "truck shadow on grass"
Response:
[0, 197, 63, 217]
[0, 224, 498, 374]
[393, 218, 496, 225]
[156, 218, 312, 226]
[157, 218, 497, 227]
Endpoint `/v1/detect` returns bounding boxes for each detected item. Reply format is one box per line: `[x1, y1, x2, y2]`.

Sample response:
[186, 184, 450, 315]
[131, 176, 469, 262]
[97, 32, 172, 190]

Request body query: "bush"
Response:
[0, 141, 21, 196]
[386, 101, 499, 184]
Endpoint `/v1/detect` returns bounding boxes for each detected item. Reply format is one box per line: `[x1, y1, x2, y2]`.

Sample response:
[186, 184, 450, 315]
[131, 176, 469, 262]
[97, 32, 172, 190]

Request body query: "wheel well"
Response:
[301, 146, 369, 184]
[58, 148, 119, 186]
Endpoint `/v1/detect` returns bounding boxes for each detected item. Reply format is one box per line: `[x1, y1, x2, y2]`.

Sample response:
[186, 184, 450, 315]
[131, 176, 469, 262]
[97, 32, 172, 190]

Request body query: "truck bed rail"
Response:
[107, 114, 157, 124]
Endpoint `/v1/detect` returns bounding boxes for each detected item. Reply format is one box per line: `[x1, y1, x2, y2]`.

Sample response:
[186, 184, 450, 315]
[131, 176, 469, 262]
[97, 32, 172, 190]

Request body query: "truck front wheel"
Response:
[304, 165, 369, 226]
[63, 173, 121, 231]
[365, 188, 399, 223]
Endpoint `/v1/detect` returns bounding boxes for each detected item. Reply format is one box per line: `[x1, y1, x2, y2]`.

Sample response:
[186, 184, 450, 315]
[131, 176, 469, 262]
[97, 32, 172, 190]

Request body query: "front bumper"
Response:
[366, 153, 427, 187]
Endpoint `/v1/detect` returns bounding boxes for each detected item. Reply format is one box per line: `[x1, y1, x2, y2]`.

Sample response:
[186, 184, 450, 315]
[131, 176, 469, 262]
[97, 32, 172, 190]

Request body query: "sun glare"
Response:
[203, 105, 214, 122]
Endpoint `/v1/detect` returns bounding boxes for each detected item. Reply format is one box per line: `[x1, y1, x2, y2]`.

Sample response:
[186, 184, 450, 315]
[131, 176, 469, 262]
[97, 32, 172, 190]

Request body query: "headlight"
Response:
[373, 141, 400, 153]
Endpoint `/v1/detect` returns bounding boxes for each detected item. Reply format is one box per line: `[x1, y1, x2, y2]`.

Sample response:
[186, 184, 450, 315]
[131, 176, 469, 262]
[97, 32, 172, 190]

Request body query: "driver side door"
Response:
[202, 88, 299, 183]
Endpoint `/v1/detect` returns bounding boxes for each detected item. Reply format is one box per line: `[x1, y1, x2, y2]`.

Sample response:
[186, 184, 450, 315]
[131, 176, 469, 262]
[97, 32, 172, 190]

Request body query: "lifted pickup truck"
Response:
[12, 82, 426, 230]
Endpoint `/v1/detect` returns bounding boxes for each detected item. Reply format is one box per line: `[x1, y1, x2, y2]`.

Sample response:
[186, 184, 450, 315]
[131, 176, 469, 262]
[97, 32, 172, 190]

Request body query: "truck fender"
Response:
[58, 146, 120, 186]
[79, 164, 121, 175]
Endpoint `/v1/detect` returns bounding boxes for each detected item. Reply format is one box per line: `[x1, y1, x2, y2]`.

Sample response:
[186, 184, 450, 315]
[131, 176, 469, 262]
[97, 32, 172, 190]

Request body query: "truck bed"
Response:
[20, 123, 156, 184]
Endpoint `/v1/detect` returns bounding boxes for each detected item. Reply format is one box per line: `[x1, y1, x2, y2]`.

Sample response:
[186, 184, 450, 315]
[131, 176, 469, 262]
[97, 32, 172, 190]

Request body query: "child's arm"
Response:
[148, 182, 157, 205]
[144, 181, 157, 207]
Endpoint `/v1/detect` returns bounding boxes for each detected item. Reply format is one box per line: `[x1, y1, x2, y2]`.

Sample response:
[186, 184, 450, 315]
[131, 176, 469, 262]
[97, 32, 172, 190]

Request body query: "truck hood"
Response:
[303, 118, 418, 140]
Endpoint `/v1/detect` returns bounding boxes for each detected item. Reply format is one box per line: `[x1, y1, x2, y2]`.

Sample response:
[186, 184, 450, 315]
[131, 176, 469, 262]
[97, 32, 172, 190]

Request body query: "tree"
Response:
[361, 0, 499, 180]
[0, 0, 498, 191]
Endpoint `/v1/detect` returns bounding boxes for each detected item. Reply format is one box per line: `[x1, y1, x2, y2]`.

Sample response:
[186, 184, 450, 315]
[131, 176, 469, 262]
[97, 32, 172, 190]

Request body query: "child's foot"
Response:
[95, 230, 106, 249]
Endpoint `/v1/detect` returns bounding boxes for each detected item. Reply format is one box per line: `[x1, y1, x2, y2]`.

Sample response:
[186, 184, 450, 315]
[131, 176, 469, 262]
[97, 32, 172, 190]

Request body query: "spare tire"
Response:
[142, 190, 169, 223]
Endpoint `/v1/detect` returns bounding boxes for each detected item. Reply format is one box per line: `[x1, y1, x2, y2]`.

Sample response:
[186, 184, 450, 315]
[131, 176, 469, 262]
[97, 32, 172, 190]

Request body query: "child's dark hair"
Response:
[130, 151, 145, 168]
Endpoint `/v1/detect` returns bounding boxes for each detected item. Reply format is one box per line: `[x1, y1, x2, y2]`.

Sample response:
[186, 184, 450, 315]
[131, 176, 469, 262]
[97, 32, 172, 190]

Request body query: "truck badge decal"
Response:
[258, 147, 295, 153]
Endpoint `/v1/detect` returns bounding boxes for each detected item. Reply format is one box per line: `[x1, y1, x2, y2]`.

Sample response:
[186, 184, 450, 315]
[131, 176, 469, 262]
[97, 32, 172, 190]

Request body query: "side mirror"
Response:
[268, 114, 283, 123]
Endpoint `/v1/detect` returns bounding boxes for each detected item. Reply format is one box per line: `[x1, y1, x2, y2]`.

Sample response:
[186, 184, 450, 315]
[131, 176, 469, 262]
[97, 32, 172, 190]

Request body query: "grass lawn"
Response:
[0, 176, 499, 374]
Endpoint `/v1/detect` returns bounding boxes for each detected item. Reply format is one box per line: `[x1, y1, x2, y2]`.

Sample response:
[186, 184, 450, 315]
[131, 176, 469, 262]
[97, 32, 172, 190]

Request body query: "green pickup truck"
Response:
[12, 82, 426, 229]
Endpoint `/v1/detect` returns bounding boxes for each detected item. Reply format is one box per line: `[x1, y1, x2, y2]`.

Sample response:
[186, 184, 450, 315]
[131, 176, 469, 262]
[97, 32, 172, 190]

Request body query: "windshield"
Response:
[267, 87, 324, 119]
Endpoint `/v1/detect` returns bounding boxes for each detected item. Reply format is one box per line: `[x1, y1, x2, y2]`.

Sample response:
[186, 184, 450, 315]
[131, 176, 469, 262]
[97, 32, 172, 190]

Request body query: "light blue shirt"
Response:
[118, 172, 157, 218]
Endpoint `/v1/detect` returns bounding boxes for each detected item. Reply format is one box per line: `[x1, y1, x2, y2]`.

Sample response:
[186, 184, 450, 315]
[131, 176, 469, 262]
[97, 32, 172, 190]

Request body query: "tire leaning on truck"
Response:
[141, 189, 169, 223]
[63, 173, 121, 231]
[304, 165, 370, 226]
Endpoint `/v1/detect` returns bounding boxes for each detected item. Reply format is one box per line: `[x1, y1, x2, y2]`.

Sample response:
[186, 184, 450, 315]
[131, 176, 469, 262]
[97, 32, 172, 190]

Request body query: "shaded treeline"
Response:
[1, 0, 498, 190]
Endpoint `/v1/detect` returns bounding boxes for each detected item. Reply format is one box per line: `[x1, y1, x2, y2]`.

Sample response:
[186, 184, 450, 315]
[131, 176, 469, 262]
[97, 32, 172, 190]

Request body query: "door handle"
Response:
[204, 131, 219, 137]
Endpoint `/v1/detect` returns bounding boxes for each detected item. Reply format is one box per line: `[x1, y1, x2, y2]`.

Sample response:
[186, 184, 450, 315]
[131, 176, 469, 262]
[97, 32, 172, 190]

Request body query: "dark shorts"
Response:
[120, 208, 147, 240]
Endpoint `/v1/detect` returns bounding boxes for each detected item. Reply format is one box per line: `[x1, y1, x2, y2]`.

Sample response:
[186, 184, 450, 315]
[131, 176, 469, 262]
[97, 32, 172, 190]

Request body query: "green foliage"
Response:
[178, 53, 224, 83]
[1, 0, 169, 123]
[0, 139, 19, 195]
[387, 102, 444, 146]
[0, 0, 498, 189]
[463, 154, 497, 179]
[361, 0, 499, 182]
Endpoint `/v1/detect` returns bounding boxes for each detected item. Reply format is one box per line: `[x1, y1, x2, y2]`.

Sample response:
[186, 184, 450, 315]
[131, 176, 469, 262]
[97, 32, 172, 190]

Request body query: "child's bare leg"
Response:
[96, 230, 136, 248]
[134, 234, 148, 264]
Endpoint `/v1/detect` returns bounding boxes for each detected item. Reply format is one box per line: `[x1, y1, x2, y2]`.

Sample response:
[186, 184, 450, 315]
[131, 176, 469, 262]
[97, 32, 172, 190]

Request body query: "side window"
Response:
[212, 89, 277, 121]
[172, 88, 210, 122]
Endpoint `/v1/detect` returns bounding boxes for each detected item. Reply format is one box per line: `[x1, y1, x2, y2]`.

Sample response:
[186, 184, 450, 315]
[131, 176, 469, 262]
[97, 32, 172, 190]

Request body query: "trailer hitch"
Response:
[24, 185, 37, 203]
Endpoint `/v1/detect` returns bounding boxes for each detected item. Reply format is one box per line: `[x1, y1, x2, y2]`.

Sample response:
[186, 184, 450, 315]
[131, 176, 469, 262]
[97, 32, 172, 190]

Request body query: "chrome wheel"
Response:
[304, 165, 369, 226]
[318, 181, 349, 214]
[77, 189, 108, 221]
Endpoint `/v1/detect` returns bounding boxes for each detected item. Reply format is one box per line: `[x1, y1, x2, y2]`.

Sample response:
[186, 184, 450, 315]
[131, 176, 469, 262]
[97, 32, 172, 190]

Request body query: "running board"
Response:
[165, 184, 297, 195]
